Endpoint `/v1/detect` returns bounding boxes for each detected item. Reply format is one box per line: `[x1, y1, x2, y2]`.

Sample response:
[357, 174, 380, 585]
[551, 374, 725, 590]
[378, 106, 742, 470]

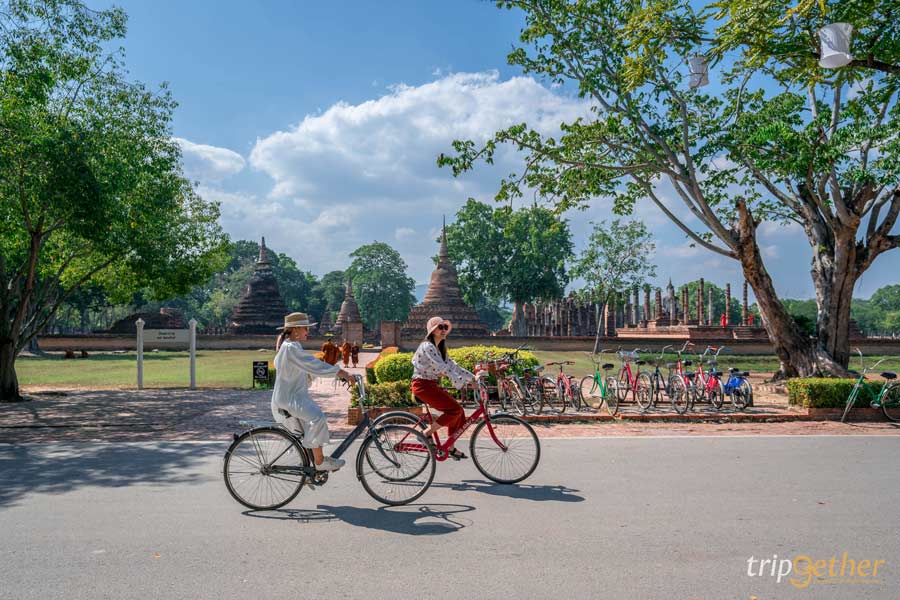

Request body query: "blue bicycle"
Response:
[722, 366, 753, 411]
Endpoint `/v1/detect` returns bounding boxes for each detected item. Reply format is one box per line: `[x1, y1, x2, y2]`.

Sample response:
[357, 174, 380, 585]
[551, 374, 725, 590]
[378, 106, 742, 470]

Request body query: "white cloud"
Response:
[176, 138, 245, 183]
[243, 70, 592, 281]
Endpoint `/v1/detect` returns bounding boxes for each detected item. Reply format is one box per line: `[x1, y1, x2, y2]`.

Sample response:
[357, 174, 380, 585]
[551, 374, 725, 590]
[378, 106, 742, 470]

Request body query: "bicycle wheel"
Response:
[669, 375, 689, 414]
[371, 410, 427, 429]
[540, 376, 565, 413]
[707, 379, 725, 410]
[580, 375, 601, 408]
[563, 377, 582, 411]
[223, 427, 308, 510]
[635, 372, 653, 411]
[730, 379, 752, 411]
[470, 414, 541, 484]
[356, 424, 435, 506]
[522, 377, 541, 413]
[604, 376, 620, 416]
[881, 383, 900, 422]
[507, 378, 528, 415]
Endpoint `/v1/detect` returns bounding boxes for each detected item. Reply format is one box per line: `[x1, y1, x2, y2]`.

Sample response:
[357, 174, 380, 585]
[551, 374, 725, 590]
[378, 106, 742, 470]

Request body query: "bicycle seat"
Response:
[740, 371, 750, 377]
[277, 408, 292, 418]
[683, 360, 693, 367]
[882, 371, 897, 380]
[707, 359, 717, 365]
[710, 370, 723, 377]
[666, 362, 675, 369]
[636, 360, 645, 366]
[602, 363, 614, 370]
[685, 372, 696, 379]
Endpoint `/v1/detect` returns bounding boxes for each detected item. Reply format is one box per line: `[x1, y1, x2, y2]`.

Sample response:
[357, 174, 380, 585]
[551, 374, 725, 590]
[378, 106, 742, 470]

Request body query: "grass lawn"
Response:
[17, 350, 276, 389]
[15, 349, 900, 389]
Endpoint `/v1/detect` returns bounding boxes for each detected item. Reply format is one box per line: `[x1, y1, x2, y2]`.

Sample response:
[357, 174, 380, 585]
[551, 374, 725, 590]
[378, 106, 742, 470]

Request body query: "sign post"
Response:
[252, 361, 269, 388]
[136, 318, 145, 390]
[189, 319, 197, 390]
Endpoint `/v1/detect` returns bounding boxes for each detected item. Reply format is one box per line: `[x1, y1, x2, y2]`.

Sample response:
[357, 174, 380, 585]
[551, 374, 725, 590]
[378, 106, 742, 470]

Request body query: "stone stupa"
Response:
[228, 238, 289, 334]
[333, 278, 362, 335]
[401, 221, 489, 338]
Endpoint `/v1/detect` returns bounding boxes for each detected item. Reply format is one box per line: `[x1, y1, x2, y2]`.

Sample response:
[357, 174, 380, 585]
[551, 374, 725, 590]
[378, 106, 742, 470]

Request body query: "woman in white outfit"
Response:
[272, 312, 353, 471]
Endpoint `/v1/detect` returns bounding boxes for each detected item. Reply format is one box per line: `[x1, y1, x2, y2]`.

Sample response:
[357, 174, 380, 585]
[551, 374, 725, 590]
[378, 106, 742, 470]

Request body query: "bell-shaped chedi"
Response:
[401, 222, 489, 338]
[228, 238, 289, 334]
[107, 307, 187, 334]
[333, 278, 362, 334]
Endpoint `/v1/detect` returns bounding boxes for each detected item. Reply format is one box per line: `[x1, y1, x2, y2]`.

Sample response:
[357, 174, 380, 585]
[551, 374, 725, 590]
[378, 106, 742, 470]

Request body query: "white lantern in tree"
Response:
[818, 22, 854, 69]
[688, 55, 709, 88]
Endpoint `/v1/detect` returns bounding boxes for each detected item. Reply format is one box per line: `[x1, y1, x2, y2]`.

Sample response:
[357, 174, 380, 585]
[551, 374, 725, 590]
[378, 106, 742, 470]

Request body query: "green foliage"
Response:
[373, 352, 415, 383]
[349, 380, 415, 408]
[571, 219, 656, 322]
[347, 242, 416, 330]
[445, 199, 573, 335]
[0, 0, 227, 399]
[786, 378, 881, 408]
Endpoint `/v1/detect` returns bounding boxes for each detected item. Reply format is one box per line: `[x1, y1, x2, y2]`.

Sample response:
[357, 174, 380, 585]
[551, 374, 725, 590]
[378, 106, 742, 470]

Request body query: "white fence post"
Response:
[189, 319, 197, 390]
[136, 318, 145, 390]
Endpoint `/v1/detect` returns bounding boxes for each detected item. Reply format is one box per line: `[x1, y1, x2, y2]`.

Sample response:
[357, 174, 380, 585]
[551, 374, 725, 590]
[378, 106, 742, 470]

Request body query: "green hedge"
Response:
[349, 380, 415, 408]
[372, 345, 539, 385]
[786, 378, 879, 408]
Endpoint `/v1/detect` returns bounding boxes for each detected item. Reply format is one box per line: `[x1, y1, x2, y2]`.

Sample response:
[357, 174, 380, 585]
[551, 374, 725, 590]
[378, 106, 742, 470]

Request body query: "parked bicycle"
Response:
[611, 347, 652, 409]
[545, 360, 587, 412]
[722, 366, 753, 411]
[646, 345, 674, 411]
[666, 341, 695, 415]
[840, 349, 900, 422]
[223, 374, 435, 509]
[580, 349, 618, 416]
[690, 346, 726, 410]
[371, 365, 542, 484]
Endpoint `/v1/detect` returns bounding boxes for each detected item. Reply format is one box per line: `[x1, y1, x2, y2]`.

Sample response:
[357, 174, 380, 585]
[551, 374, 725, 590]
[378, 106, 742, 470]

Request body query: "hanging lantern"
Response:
[818, 22, 854, 69]
[688, 55, 709, 88]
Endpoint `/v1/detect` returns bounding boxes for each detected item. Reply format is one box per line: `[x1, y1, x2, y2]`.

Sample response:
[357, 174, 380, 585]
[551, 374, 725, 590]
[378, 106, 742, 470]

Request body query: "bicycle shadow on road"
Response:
[432, 479, 584, 502]
[243, 503, 475, 536]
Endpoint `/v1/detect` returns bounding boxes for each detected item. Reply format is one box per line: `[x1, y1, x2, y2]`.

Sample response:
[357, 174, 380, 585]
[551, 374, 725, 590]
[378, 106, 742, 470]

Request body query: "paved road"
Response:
[1, 436, 896, 600]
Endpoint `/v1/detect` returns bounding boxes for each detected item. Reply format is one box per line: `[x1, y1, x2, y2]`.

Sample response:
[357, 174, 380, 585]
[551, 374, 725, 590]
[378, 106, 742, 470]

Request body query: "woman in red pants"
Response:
[410, 316, 475, 460]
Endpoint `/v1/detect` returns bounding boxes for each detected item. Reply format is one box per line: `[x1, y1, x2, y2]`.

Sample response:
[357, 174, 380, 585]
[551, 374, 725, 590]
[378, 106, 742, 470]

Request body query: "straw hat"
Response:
[425, 316, 452, 337]
[277, 312, 317, 330]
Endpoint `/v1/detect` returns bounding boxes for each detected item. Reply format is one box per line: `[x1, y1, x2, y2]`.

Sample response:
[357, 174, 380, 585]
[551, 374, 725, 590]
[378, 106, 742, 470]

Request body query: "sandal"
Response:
[448, 448, 468, 461]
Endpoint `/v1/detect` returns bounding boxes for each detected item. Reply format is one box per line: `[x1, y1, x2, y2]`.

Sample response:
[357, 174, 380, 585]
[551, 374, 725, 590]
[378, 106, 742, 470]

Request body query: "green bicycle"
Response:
[840, 349, 900, 423]
[579, 349, 618, 416]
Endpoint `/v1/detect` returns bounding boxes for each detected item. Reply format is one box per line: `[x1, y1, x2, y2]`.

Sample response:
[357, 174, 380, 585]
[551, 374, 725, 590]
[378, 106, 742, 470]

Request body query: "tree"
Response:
[438, 0, 900, 377]
[311, 270, 347, 322]
[0, 1, 227, 401]
[347, 242, 416, 330]
[570, 219, 656, 352]
[444, 199, 573, 335]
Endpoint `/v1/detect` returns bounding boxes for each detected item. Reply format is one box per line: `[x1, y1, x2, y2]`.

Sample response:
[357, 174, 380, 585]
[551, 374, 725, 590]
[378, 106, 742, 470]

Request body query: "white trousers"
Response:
[284, 396, 330, 449]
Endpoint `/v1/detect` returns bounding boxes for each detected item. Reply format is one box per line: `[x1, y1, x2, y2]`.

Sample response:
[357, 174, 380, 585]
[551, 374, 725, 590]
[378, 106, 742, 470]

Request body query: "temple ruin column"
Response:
[643, 287, 651, 325]
[654, 288, 663, 320]
[682, 287, 689, 322]
[707, 287, 714, 326]
[698, 278, 705, 325]
[742, 281, 749, 326]
[725, 283, 731, 326]
[632, 287, 640, 325]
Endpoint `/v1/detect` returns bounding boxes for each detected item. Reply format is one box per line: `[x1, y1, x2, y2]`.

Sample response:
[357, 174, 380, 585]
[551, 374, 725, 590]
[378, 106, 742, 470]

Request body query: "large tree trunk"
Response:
[811, 227, 857, 370]
[511, 301, 527, 337]
[734, 199, 848, 378]
[0, 339, 22, 402]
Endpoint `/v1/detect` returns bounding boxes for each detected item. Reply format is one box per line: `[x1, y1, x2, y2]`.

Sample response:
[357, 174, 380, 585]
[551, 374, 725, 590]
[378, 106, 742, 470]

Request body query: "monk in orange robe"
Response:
[321, 338, 341, 366]
[339, 340, 352, 368]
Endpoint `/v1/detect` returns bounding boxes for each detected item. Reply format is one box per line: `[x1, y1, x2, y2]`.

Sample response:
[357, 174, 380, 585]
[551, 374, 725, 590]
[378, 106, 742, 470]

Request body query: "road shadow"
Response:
[0, 442, 221, 507]
[431, 479, 584, 502]
[243, 503, 475, 535]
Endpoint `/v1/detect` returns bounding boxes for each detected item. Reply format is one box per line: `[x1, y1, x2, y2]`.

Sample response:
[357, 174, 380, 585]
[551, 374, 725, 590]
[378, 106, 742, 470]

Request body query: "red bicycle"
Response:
[372, 365, 541, 484]
[691, 346, 726, 410]
[666, 341, 695, 414]
[610, 347, 652, 408]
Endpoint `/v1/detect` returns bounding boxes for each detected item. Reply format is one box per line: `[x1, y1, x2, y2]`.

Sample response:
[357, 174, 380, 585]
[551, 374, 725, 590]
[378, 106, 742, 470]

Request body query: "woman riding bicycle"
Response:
[411, 316, 475, 460]
[272, 312, 354, 472]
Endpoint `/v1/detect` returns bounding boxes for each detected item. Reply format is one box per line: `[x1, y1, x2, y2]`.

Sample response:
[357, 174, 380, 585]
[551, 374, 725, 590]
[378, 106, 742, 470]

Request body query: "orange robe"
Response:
[339, 342, 352, 366]
[321, 341, 341, 366]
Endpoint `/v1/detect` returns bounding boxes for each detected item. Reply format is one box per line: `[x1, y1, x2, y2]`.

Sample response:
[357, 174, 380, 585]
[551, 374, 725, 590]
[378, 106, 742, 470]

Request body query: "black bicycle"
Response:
[223, 375, 435, 509]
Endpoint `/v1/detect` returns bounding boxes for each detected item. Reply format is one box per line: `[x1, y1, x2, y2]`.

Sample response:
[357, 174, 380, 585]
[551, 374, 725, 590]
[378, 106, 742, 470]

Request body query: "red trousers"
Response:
[410, 379, 465, 437]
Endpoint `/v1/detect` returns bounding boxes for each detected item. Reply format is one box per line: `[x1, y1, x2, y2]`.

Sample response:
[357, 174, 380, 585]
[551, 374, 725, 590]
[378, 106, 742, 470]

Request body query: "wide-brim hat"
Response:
[425, 316, 452, 337]
[277, 312, 317, 330]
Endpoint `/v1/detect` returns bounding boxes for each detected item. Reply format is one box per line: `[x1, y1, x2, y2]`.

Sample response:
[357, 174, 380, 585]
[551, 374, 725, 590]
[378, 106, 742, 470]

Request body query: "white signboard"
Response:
[145, 329, 189, 344]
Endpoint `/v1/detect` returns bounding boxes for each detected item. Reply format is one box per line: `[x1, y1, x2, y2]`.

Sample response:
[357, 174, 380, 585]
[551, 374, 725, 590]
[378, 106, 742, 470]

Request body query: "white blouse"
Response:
[411, 341, 475, 389]
[270, 340, 340, 422]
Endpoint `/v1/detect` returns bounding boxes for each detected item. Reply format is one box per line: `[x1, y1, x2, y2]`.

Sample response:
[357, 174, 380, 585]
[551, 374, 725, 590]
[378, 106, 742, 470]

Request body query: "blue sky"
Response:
[93, 0, 896, 300]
